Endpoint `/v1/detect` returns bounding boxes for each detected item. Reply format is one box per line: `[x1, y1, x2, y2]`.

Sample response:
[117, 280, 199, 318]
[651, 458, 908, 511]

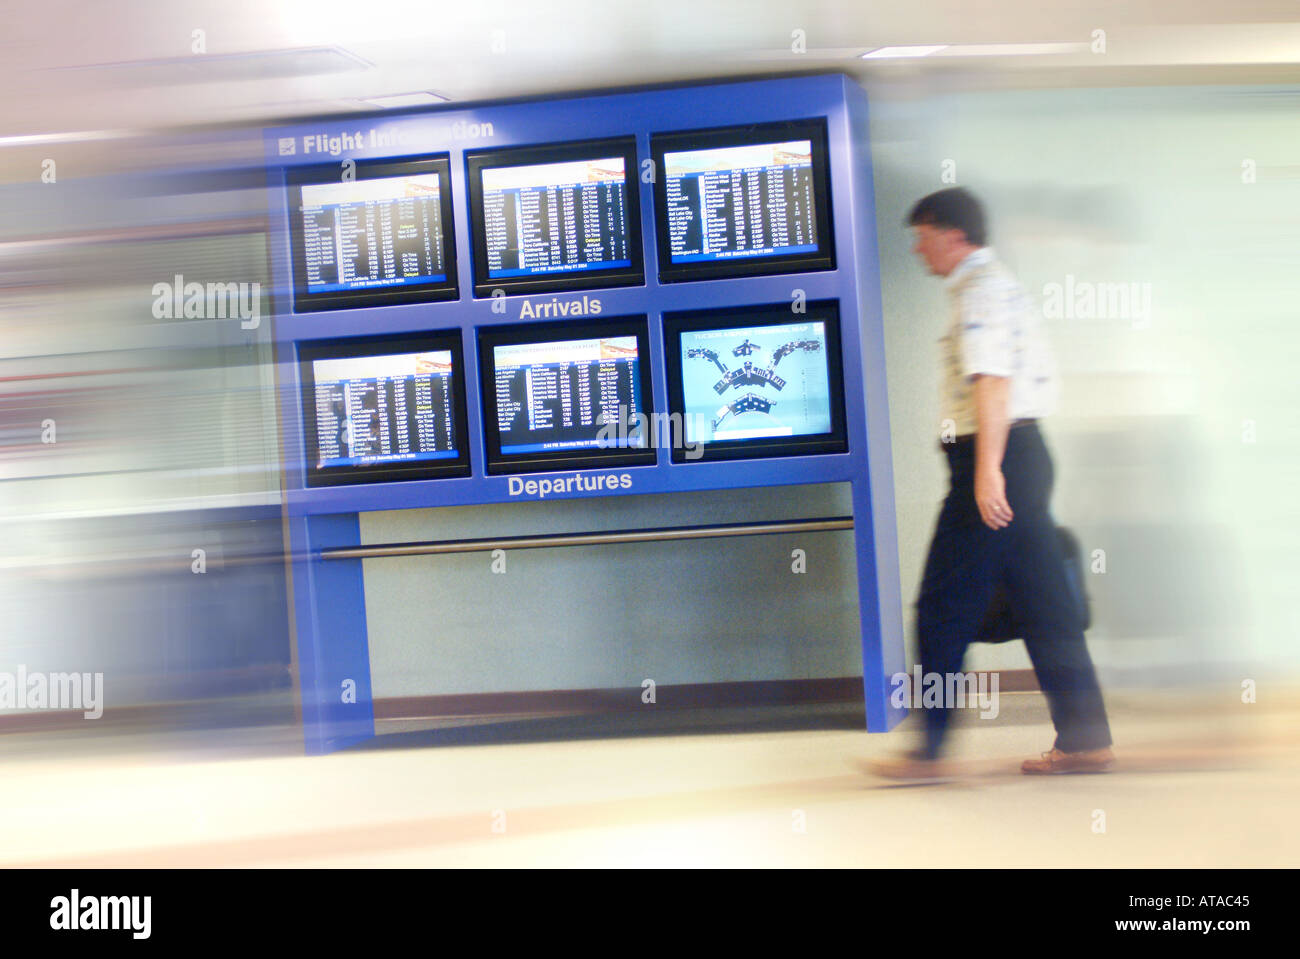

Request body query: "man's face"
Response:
[910, 223, 965, 277]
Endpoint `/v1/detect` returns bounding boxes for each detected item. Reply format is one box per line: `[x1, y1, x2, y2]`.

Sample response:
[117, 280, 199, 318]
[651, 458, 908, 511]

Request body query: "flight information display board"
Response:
[268, 75, 906, 757]
[467, 138, 644, 296]
[287, 155, 458, 311]
[479, 318, 656, 474]
[299, 332, 471, 485]
[652, 119, 834, 283]
[664, 301, 848, 462]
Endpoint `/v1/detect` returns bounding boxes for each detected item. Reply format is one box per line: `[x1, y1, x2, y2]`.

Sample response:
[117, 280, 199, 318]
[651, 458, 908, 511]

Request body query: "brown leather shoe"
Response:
[859, 752, 956, 784]
[1022, 747, 1115, 775]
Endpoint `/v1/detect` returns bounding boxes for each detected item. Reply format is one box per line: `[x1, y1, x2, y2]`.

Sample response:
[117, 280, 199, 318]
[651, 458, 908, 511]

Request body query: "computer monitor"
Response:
[651, 118, 834, 283]
[299, 331, 471, 486]
[663, 301, 848, 463]
[478, 317, 656, 474]
[287, 154, 458, 312]
[466, 138, 644, 297]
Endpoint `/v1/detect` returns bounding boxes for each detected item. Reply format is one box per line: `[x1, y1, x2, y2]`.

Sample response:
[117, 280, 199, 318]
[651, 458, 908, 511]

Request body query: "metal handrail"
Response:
[319, 516, 855, 559]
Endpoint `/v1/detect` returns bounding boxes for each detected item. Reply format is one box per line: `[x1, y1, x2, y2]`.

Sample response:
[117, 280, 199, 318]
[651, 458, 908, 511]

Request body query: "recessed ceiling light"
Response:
[358, 92, 449, 109]
[860, 45, 949, 59]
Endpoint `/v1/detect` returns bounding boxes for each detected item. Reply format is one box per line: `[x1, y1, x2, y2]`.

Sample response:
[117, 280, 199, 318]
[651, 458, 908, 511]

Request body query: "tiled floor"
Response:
[3, 688, 1296, 867]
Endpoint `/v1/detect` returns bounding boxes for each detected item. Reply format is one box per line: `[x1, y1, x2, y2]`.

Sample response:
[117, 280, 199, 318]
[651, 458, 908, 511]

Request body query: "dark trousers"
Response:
[917, 423, 1112, 759]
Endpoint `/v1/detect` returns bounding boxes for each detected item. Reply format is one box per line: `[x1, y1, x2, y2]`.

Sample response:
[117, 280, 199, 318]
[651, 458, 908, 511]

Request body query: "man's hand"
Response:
[975, 466, 1013, 529]
[971, 374, 1013, 529]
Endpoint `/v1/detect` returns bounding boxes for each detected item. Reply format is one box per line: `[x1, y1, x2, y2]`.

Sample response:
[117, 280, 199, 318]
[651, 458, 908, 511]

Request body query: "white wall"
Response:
[867, 83, 1300, 679]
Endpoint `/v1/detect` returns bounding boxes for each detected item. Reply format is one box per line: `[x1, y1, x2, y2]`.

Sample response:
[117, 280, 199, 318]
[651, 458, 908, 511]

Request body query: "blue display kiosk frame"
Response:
[265, 73, 905, 754]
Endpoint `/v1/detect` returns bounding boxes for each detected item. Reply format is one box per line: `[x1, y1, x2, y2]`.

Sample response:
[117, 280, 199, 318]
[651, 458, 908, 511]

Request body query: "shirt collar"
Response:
[943, 246, 994, 290]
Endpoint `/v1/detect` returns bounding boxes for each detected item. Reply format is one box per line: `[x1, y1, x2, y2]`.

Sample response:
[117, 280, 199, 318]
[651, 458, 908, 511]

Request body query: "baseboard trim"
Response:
[374, 670, 1041, 721]
[373, 677, 865, 720]
[0, 670, 1042, 733]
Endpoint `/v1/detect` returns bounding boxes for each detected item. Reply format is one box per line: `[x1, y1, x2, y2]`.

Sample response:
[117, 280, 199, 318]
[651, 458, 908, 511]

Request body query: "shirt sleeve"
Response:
[956, 281, 1016, 379]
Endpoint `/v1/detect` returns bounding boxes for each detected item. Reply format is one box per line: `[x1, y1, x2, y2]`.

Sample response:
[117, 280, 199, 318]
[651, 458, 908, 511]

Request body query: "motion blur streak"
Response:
[0, 0, 1296, 867]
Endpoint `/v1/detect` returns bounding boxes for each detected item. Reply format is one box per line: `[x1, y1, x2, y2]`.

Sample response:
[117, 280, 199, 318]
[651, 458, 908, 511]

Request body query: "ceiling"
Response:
[1, 0, 1297, 175]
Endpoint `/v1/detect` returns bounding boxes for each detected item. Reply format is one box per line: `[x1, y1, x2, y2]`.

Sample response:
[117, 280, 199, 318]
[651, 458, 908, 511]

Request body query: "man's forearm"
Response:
[972, 375, 1011, 474]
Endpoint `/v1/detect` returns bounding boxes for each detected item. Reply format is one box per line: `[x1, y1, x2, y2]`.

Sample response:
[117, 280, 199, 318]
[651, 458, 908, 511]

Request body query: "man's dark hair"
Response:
[906, 188, 987, 247]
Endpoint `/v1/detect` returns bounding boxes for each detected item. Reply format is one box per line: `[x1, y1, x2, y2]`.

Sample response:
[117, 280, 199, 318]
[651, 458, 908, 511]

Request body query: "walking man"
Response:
[873, 188, 1114, 780]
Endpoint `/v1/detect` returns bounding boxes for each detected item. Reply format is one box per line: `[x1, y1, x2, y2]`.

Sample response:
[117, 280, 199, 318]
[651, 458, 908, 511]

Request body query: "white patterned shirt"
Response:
[940, 247, 1059, 436]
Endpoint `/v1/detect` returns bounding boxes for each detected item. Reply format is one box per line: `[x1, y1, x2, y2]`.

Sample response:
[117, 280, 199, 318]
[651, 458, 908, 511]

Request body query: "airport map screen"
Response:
[491, 335, 645, 454]
[297, 172, 451, 297]
[662, 139, 819, 264]
[676, 318, 836, 452]
[310, 350, 460, 470]
[479, 155, 633, 280]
